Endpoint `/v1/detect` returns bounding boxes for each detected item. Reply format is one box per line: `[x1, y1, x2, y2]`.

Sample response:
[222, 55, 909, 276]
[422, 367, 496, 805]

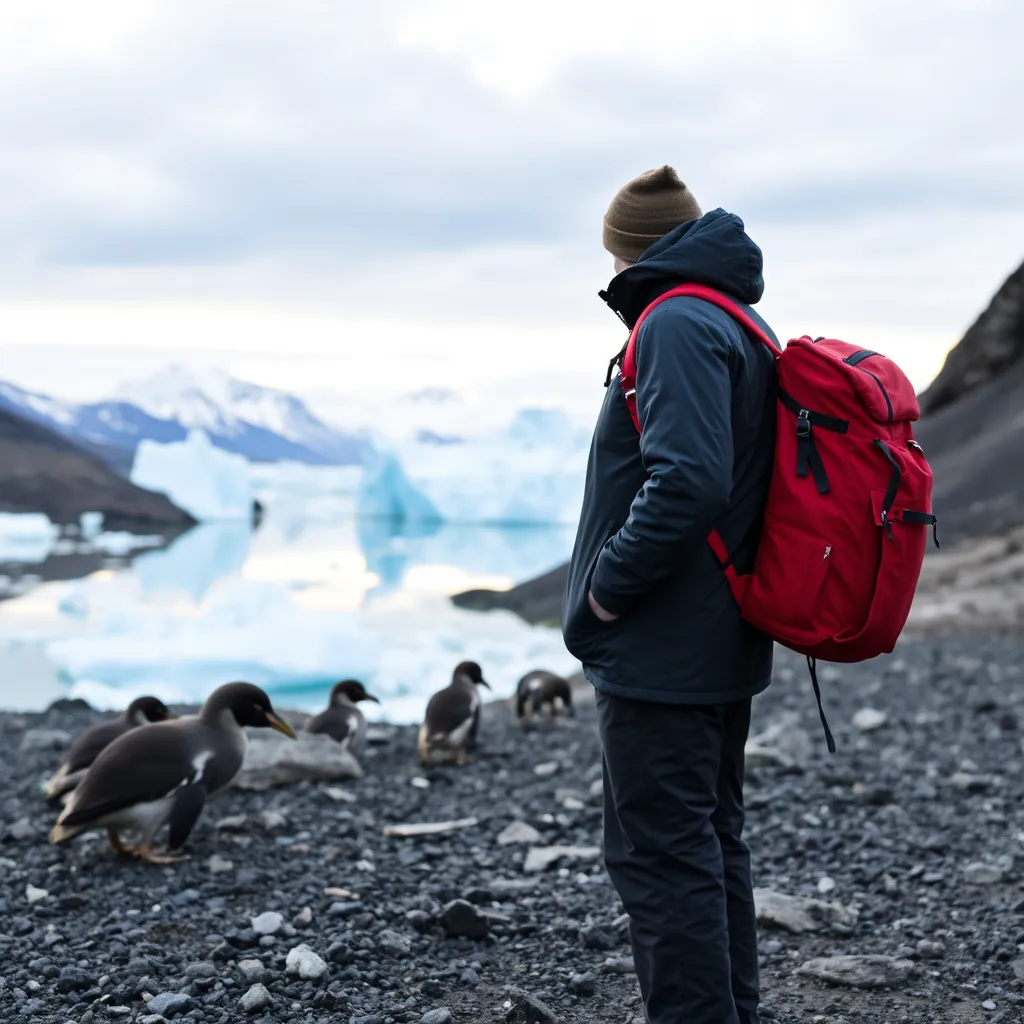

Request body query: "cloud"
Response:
[0, 0, 1021, 365]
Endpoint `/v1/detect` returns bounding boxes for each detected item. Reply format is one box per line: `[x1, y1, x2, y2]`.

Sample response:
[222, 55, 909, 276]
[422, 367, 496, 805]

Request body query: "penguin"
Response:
[304, 679, 379, 756]
[50, 682, 295, 864]
[515, 670, 574, 724]
[418, 661, 490, 766]
[44, 695, 178, 802]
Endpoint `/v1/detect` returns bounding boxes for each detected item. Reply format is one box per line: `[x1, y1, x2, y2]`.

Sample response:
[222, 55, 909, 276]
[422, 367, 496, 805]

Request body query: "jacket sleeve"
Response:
[588, 304, 734, 616]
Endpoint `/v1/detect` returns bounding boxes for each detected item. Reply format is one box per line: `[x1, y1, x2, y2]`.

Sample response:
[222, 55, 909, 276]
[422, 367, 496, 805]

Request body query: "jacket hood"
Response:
[600, 208, 764, 329]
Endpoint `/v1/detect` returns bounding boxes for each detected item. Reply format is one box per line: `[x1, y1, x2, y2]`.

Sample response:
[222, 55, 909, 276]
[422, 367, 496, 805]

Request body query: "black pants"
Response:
[596, 692, 759, 1024]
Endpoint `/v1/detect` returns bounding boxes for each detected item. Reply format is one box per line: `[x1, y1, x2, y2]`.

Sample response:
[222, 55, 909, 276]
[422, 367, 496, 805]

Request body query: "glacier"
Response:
[131, 429, 254, 521]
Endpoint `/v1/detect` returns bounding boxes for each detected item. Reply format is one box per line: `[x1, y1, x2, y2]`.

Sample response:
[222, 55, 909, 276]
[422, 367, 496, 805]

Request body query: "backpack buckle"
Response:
[796, 409, 812, 438]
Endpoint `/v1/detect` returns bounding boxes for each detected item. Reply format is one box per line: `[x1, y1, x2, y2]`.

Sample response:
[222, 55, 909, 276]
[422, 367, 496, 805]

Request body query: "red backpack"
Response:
[620, 284, 938, 751]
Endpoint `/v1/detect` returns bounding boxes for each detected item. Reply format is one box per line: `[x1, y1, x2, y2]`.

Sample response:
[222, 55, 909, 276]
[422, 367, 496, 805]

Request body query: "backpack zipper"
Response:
[843, 350, 894, 422]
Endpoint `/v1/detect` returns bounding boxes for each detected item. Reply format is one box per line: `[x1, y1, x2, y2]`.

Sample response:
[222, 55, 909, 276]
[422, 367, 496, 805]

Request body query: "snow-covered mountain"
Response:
[116, 366, 364, 464]
[0, 369, 365, 470]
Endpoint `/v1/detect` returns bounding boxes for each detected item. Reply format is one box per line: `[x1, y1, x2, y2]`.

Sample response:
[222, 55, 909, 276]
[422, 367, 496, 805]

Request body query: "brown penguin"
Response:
[304, 679, 379, 756]
[50, 682, 295, 864]
[45, 696, 178, 801]
[515, 670, 574, 724]
[418, 661, 490, 766]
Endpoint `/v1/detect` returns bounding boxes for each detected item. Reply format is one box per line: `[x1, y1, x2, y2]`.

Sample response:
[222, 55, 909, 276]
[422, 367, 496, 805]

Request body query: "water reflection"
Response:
[134, 522, 252, 602]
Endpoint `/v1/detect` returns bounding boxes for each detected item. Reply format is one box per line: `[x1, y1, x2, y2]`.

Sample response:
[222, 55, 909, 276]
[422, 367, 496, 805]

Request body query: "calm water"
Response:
[0, 467, 578, 721]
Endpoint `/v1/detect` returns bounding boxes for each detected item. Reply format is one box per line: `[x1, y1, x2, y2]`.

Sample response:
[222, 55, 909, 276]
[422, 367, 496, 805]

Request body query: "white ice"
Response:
[357, 407, 590, 527]
[0, 512, 60, 564]
[131, 428, 254, 521]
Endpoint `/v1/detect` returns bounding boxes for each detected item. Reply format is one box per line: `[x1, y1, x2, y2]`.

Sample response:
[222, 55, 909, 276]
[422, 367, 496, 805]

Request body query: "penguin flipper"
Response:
[168, 782, 206, 850]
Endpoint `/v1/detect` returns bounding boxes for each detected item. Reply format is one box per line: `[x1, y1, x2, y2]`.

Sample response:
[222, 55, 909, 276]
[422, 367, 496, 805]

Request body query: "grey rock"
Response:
[378, 928, 411, 957]
[917, 939, 946, 960]
[753, 888, 859, 934]
[579, 924, 615, 951]
[600, 956, 635, 975]
[965, 861, 1005, 885]
[184, 961, 218, 980]
[406, 909, 435, 933]
[488, 878, 540, 897]
[745, 713, 812, 768]
[506, 986, 557, 1023]
[523, 844, 601, 874]
[852, 707, 888, 732]
[137, 1016, 170, 1024]
[206, 854, 234, 874]
[285, 943, 329, 981]
[569, 972, 596, 996]
[237, 959, 265, 983]
[440, 899, 489, 940]
[796, 954, 915, 989]
[250, 911, 284, 936]
[18, 1002, 46, 1018]
[239, 983, 272, 1013]
[19, 728, 71, 752]
[293, 905, 313, 928]
[1013, 957, 1024, 982]
[6, 818, 35, 841]
[497, 820, 542, 846]
[146, 992, 193, 1017]
[237, 731, 362, 790]
[420, 1011, 453, 1024]
[533, 761, 559, 779]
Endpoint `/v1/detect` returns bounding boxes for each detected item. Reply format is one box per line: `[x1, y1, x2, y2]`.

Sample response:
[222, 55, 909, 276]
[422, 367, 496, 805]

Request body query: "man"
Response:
[561, 165, 778, 1024]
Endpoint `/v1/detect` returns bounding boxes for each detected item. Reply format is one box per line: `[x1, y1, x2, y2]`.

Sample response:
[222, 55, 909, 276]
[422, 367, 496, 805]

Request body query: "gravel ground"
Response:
[3, 636, 1024, 1024]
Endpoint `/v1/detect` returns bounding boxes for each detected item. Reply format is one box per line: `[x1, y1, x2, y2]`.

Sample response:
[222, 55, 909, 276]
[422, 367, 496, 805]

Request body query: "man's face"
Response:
[613, 256, 632, 275]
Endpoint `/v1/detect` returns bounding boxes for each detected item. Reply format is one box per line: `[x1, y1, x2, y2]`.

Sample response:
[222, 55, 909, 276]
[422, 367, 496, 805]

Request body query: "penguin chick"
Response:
[45, 696, 178, 802]
[515, 670, 574, 725]
[418, 661, 490, 767]
[50, 682, 295, 864]
[304, 679, 379, 756]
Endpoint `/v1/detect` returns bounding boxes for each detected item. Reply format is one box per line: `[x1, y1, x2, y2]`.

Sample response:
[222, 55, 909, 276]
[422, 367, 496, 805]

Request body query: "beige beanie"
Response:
[602, 165, 702, 263]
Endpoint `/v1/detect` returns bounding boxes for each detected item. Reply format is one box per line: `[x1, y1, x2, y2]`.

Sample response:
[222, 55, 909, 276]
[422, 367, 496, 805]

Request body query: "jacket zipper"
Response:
[843, 351, 893, 422]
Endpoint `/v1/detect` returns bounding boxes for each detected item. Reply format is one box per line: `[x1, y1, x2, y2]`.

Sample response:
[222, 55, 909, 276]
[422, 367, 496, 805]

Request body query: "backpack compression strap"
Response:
[617, 283, 781, 603]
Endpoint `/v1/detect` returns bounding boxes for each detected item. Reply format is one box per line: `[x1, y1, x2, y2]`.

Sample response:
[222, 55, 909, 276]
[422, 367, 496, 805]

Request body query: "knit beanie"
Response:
[602, 165, 702, 264]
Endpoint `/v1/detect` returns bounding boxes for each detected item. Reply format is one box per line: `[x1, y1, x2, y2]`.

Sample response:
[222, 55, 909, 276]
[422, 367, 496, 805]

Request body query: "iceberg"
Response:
[356, 407, 590, 528]
[79, 511, 104, 540]
[0, 512, 60, 564]
[131, 428, 254, 521]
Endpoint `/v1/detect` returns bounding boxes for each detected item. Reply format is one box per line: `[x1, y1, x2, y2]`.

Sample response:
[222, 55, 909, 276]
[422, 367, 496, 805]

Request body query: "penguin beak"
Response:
[480, 679, 491, 690]
[365, 694, 380, 704]
[266, 712, 297, 739]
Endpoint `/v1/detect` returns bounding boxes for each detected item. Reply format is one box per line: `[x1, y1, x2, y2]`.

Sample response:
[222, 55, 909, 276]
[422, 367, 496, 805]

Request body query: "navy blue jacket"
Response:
[561, 209, 777, 704]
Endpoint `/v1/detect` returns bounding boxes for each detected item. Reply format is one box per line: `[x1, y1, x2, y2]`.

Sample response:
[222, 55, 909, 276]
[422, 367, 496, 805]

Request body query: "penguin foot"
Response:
[134, 843, 189, 865]
[106, 828, 138, 857]
[453, 750, 474, 766]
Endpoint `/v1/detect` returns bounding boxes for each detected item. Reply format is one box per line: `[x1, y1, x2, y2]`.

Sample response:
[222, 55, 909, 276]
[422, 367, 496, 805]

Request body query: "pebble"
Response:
[420, 1010, 453, 1024]
[207, 855, 234, 874]
[293, 905, 313, 927]
[506, 986, 558, 1023]
[983, 1000, 997, 1011]
[285, 943, 329, 981]
[852, 707, 888, 732]
[533, 761, 559, 779]
[378, 928, 411, 957]
[753, 888, 857, 933]
[440, 899, 490, 939]
[251, 911, 284, 936]
[569, 972, 597, 996]
[796, 954, 915, 989]
[237, 959, 265, 983]
[145, 993, 193, 1017]
[523, 844, 601, 873]
[497, 820, 543, 846]
[239, 983, 273, 1013]
[965, 862, 1005, 885]
[19, 727, 71, 752]
[24, 884, 48, 904]
[257, 809, 288, 830]
[137, 1016, 170, 1024]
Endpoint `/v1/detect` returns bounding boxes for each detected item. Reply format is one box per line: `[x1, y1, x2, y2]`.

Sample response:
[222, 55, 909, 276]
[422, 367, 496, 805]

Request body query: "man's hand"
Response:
[588, 590, 619, 622]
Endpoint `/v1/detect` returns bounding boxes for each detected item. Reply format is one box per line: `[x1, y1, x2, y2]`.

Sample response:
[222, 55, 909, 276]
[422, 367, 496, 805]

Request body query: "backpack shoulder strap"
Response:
[620, 283, 780, 433]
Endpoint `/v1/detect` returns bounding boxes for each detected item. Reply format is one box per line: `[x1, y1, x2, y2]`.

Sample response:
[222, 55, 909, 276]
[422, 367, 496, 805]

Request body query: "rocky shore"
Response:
[2, 636, 1024, 1023]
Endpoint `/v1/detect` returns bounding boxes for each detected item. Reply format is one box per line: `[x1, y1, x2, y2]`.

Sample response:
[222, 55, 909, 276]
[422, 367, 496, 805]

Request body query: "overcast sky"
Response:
[2, 0, 1022, 407]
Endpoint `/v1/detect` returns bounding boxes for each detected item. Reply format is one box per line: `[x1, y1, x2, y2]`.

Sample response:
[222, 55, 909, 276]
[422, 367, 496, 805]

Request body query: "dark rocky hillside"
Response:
[915, 257, 1024, 541]
[0, 407, 195, 531]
